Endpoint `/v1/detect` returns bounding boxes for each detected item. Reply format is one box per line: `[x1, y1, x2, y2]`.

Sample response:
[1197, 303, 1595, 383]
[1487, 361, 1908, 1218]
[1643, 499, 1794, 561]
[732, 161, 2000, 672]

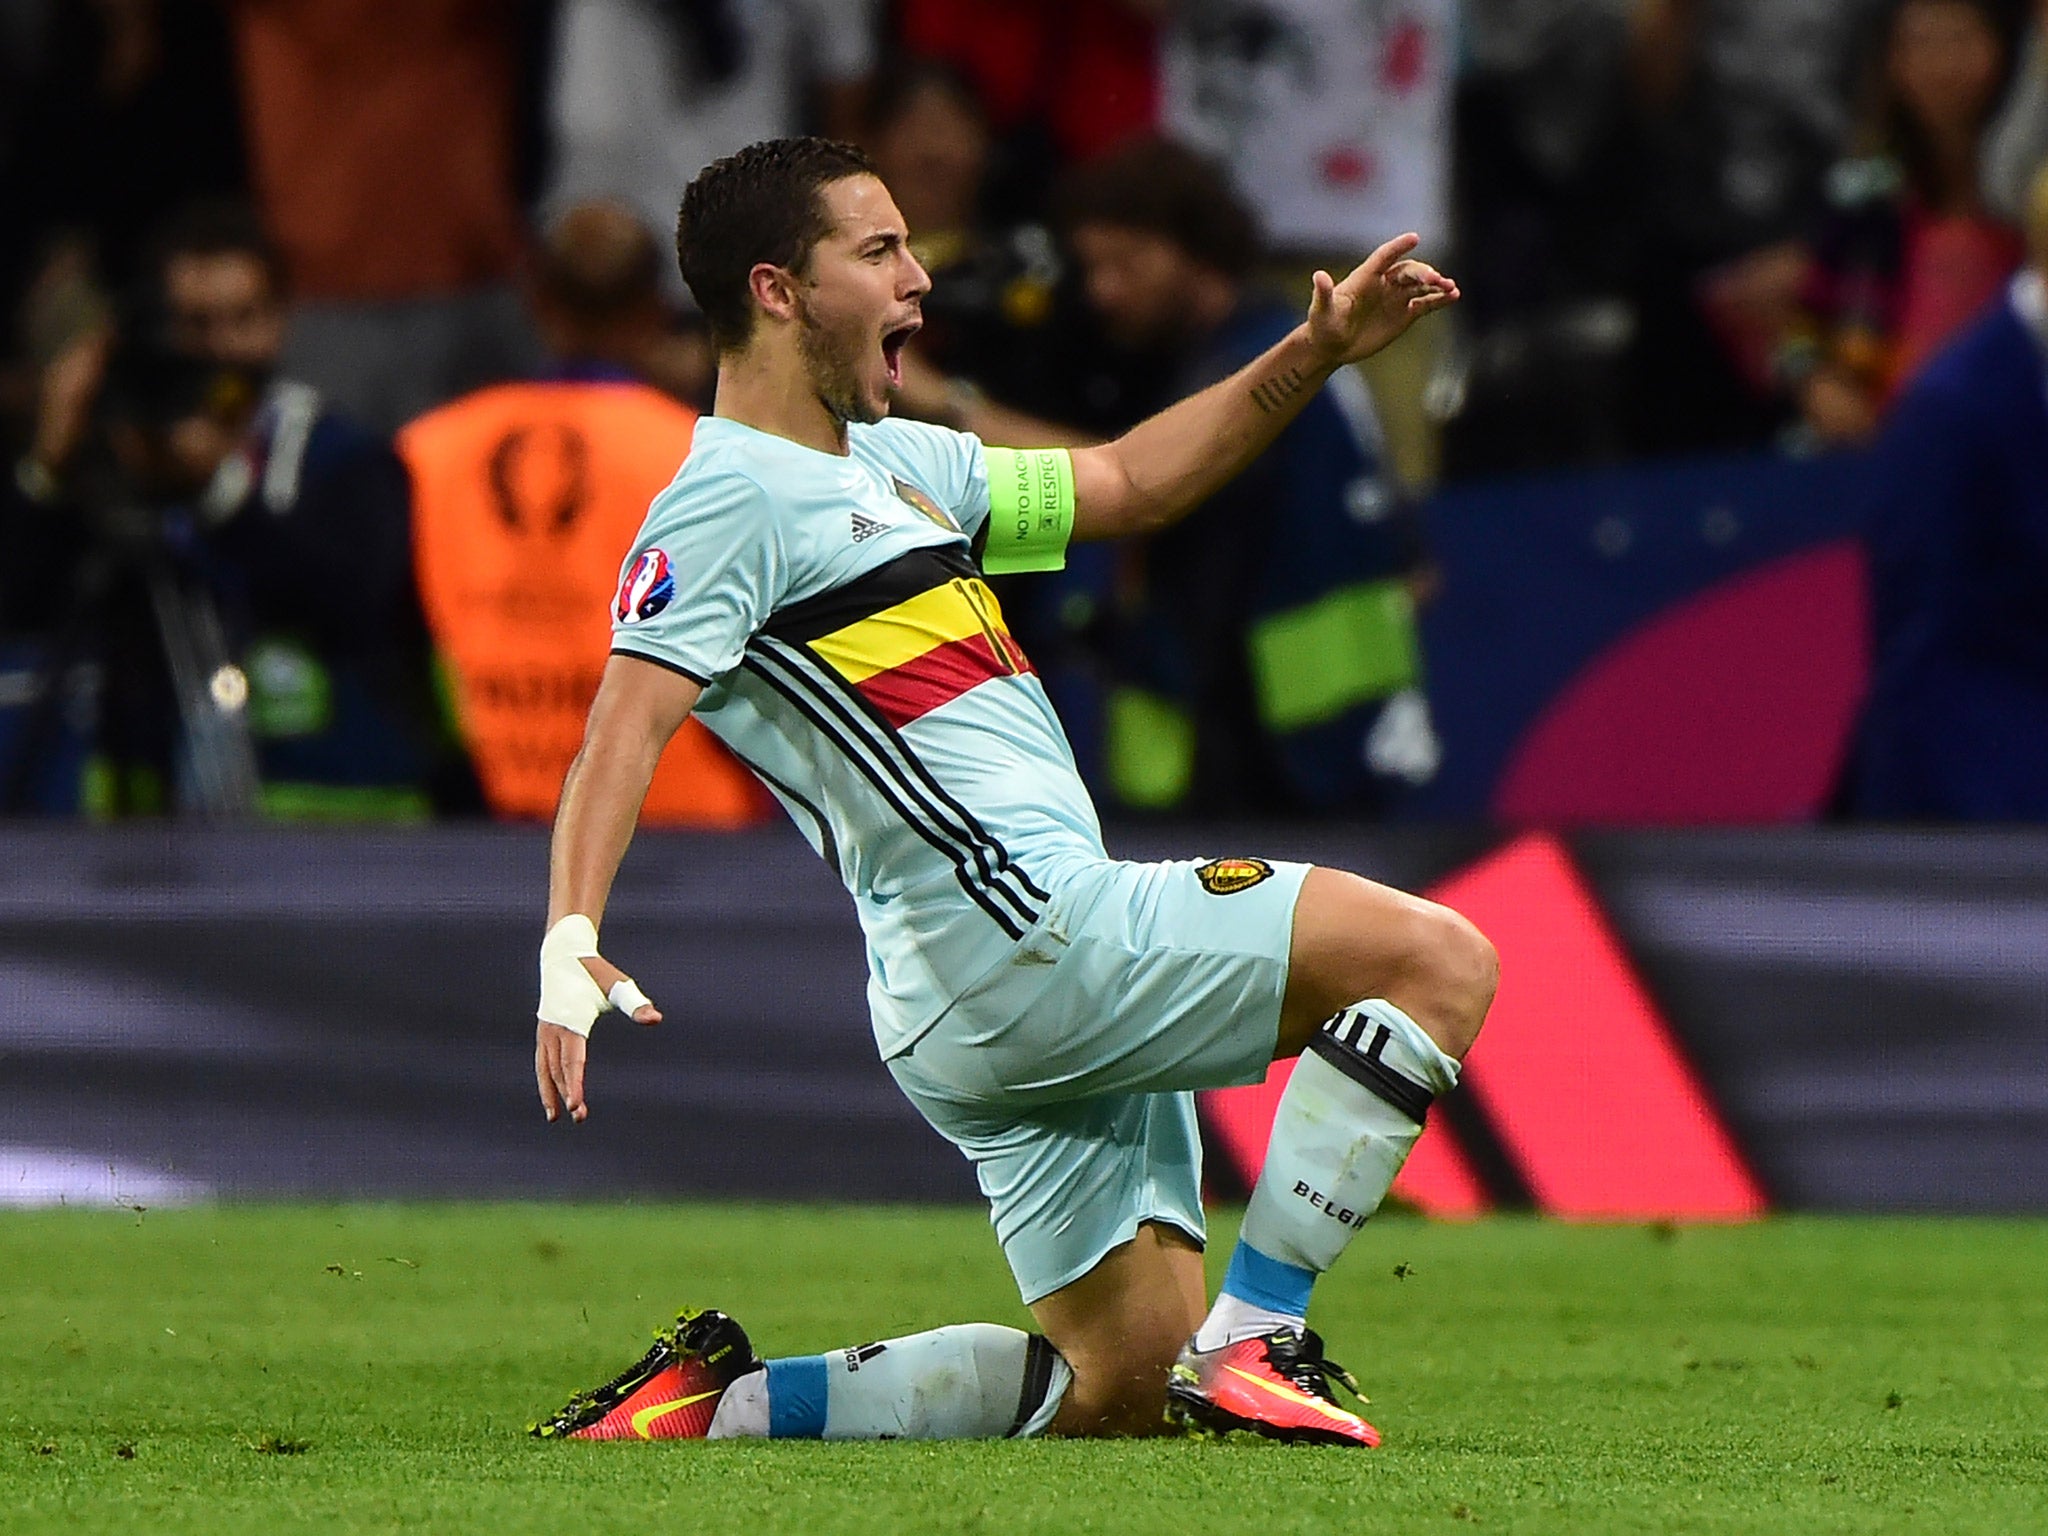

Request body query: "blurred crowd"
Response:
[1, 0, 2044, 823]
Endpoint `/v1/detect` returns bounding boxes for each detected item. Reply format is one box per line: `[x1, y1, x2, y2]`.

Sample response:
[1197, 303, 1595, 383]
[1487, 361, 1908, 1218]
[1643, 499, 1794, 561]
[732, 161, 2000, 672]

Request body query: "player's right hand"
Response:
[536, 916, 661, 1123]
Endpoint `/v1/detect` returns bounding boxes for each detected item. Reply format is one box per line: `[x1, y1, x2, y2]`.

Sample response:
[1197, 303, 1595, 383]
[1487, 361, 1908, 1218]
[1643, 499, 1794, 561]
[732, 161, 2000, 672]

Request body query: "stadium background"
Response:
[2, 4, 2047, 1529]
[8, 821, 2047, 1215]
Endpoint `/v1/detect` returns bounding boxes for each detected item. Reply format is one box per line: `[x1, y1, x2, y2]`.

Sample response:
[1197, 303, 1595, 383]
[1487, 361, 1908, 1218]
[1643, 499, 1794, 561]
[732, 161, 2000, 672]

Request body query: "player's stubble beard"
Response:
[795, 290, 884, 428]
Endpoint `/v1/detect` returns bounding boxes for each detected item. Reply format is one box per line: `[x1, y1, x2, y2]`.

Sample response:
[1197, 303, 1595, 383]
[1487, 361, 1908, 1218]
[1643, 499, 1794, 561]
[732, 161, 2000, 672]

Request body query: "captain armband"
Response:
[979, 446, 1075, 575]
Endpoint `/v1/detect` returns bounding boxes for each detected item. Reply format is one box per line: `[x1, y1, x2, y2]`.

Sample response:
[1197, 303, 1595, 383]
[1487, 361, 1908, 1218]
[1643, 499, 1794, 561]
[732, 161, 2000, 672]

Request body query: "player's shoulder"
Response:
[853, 416, 976, 453]
[636, 422, 780, 540]
[849, 416, 980, 476]
[659, 418, 778, 498]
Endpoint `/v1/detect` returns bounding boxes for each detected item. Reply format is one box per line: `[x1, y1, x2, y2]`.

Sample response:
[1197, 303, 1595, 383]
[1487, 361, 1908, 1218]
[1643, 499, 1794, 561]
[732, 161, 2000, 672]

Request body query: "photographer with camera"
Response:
[4, 320, 263, 814]
[1, 201, 463, 818]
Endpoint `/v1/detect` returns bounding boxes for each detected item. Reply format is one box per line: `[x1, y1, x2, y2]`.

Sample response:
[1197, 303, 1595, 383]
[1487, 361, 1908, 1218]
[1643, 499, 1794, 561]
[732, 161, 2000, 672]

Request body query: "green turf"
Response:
[3, 1205, 2045, 1535]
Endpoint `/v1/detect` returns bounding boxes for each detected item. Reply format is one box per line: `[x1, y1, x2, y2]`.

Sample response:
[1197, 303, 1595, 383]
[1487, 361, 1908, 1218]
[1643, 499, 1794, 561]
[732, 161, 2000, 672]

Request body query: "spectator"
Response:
[892, 0, 1160, 215]
[399, 202, 767, 828]
[1442, 0, 1642, 478]
[1781, 0, 2027, 449]
[1, 0, 247, 454]
[1852, 162, 2048, 818]
[1983, 0, 2048, 217]
[870, 62, 1164, 771]
[1161, 0, 1457, 489]
[228, 0, 545, 435]
[1, 329, 262, 814]
[866, 60, 1038, 400]
[5, 201, 455, 818]
[0, 0, 246, 319]
[545, 0, 879, 279]
[1625, 0, 1892, 455]
[1056, 138, 1439, 817]
[867, 57, 1146, 439]
[145, 201, 459, 817]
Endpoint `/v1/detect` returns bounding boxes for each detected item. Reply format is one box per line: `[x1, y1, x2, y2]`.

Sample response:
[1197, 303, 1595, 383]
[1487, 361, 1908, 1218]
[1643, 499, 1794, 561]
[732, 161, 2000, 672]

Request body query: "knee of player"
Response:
[1067, 1356, 1176, 1437]
[1055, 1336, 1181, 1437]
[1411, 901, 1497, 1055]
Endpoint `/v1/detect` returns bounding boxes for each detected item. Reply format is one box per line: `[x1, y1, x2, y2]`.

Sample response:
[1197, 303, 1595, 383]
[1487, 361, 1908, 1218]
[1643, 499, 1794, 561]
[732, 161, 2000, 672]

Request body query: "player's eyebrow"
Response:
[856, 230, 906, 256]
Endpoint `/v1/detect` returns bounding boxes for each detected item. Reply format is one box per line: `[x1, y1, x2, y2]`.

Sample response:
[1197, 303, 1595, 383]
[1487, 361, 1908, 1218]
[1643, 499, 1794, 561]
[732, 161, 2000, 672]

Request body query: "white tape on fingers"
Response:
[608, 978, 653, 1017]
[538, 914, 608, 1038]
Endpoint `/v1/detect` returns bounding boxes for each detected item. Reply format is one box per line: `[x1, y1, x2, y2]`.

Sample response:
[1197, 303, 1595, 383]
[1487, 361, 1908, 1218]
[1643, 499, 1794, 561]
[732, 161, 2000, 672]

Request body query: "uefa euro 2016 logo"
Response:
[615, 549, 676, 625]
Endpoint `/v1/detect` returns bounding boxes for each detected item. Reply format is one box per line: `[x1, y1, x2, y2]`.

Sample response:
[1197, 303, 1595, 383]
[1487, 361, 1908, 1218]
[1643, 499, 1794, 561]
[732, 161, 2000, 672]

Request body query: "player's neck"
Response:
[711, 350, 851, 457]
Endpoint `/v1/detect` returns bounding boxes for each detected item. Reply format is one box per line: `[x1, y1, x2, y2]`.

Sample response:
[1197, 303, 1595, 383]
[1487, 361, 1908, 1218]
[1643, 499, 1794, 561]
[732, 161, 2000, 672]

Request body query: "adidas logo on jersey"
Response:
[851, 511, 887, 544]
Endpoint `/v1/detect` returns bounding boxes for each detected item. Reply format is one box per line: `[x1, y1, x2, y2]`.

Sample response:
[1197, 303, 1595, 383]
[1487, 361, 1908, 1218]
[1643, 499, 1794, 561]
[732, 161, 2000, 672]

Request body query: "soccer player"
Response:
[530, 138, 1492, 1448]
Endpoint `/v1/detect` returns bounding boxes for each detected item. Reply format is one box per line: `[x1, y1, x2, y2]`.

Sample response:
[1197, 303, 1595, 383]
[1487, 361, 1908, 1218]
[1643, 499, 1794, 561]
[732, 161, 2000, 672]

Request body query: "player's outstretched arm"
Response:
[536, 653, 701, 1124]
[1066, 233, 1458, 543]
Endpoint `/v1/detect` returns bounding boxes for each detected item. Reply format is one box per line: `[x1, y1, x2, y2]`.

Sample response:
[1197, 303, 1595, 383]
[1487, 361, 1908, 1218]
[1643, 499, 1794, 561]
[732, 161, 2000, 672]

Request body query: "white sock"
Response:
[1193, 1292, 1303, 1352]
[707, 1367, 769, 1438]
[707, 1323, 1070, 1441]
[1197, 1000, 1460, 1347]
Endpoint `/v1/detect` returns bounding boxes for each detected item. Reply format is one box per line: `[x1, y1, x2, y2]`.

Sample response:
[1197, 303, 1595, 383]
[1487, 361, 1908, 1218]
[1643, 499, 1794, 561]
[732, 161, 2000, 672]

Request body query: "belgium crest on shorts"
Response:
[1196, 857, 1274, 896]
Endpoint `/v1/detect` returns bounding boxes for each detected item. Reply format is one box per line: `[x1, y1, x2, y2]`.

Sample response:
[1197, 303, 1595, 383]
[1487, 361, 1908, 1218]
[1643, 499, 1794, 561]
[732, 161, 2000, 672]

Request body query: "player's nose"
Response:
[900, 250, 932, 301]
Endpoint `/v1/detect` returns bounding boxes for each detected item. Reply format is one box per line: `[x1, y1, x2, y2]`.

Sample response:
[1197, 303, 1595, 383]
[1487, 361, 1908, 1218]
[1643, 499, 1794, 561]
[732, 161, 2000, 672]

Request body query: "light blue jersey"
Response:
[611, 416, 1103, 1055]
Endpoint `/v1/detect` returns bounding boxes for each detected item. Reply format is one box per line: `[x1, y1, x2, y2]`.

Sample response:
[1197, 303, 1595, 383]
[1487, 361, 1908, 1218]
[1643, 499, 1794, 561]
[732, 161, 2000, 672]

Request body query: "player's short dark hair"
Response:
[676, 137, 878, 351]
[144, 198, 288, 302]
[1053, 136, 1262, 281]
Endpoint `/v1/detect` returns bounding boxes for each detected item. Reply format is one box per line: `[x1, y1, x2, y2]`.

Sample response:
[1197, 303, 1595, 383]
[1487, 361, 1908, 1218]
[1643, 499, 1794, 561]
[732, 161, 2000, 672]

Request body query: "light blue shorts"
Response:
[886, 855, 1310, 1304]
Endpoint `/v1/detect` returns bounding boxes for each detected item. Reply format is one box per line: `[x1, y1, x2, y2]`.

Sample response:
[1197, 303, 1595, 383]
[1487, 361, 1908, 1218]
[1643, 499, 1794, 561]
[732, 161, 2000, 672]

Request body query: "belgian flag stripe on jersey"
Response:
[849, 631, 1023, 729]
[791, 560, 1034, 730]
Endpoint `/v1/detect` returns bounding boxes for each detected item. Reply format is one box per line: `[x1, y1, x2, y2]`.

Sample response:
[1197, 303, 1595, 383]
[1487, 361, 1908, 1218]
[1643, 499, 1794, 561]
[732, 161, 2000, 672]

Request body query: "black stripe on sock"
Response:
[1329, 1007, 1367, 1050]
[1306, 1020, 1436, 1124]
[1007, 1334, 1061, 1437]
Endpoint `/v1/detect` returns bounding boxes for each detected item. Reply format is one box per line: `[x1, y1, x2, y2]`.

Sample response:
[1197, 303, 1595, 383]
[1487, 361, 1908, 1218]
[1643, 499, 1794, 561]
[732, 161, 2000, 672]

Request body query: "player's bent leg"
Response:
[1279, 866, 1498, 1062]
[707, 1322, 1071, 1440]
[1178, 866, 1497, 1444]
[1028, 1221, 1207, 1438]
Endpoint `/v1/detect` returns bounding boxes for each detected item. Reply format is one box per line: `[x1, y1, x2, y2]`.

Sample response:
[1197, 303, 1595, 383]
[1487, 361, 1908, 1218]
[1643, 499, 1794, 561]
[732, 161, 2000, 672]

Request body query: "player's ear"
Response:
[748, 262, 802, 326]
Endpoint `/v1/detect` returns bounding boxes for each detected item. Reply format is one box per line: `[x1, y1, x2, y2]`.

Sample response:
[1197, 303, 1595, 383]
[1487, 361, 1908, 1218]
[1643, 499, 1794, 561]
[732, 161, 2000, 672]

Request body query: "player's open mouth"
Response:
[881, 323, 918, 388]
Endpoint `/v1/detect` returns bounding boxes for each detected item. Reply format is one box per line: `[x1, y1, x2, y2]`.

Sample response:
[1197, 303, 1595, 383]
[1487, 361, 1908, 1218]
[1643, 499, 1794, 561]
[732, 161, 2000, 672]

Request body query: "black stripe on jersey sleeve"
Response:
[609, 647, 713, 687]
[762, 544, 981, 645]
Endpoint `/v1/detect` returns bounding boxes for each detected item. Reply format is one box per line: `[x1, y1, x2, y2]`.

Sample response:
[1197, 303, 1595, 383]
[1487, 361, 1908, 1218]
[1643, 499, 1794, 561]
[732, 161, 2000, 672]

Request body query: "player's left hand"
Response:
[1305, 233, 1460, 368]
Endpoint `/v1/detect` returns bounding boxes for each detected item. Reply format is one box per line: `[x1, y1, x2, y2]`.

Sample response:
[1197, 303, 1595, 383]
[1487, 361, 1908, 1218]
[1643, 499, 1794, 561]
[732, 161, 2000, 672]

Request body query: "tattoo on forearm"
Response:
[1250, 367, 1307, 415]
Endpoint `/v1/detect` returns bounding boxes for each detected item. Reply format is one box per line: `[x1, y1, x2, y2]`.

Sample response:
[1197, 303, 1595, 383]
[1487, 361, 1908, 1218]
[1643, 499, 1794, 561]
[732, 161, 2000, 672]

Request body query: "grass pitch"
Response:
[3, 1205, 2045, 1535]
